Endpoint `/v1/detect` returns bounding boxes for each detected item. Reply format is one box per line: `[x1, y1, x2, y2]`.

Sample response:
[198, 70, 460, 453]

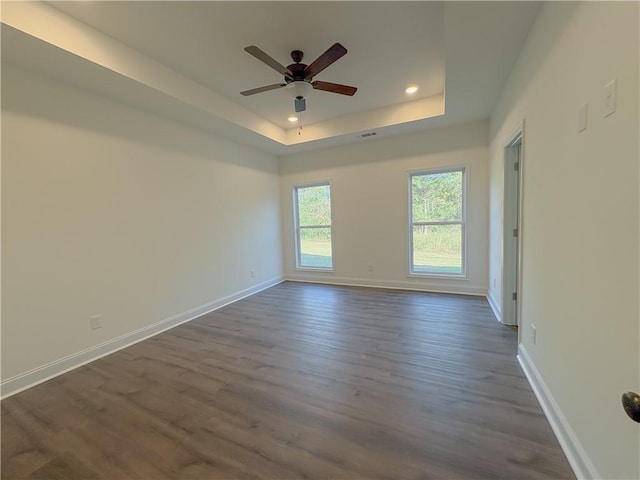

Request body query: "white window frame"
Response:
[293, 181, 334, 271]
[408, 167, 467, 278]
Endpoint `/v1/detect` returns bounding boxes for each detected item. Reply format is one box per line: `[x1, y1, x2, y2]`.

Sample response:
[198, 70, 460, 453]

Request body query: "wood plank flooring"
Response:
[1, 282, 575, 479]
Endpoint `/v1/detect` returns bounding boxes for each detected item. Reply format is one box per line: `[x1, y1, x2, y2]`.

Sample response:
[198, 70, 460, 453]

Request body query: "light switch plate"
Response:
[578, 104, 587, 132]
[604, 79, 617, 117]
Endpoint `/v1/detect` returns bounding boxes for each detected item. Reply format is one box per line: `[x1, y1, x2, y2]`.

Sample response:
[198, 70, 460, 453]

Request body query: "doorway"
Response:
[502, 132, 522, 326]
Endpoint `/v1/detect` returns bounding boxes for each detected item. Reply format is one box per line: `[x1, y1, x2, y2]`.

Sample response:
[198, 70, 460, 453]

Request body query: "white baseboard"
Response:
[517, 344, 599, 480]
[285, 274, 487, 296]
[487, 291, 502, 322]
[1, 276, 284, 399]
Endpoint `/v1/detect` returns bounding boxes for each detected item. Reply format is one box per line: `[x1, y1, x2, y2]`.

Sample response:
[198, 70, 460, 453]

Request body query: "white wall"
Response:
[280, 120, 489, 295]
[489, 3, 639, 478]
[1, 65, 283, 394]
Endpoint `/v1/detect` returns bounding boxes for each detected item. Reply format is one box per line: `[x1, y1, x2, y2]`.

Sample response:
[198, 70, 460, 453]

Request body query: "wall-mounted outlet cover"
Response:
[531, 324, 537, 344]
[90, 315, 102, 330]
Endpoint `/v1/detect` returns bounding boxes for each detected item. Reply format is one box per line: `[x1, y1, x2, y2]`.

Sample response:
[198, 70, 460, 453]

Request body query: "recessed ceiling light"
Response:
[288, 115, 298, 122]
[405, 85, 419, 94]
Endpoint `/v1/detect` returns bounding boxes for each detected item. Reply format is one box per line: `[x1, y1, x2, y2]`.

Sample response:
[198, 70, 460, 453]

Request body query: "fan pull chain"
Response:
[298, 111, 303, 135]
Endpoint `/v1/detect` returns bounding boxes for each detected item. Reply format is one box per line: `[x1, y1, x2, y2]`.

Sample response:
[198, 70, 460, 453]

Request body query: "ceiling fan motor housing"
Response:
[285, 62, 308, 82]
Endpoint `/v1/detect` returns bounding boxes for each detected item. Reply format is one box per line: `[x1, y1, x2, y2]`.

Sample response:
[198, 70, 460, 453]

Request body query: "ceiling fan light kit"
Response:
[241, 42, 358, 115]
[294, 96, 306, 113]
[286, 81, 313, 99]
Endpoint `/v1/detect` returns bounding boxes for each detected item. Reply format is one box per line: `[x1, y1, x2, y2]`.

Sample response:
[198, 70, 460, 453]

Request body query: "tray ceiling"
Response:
[1, 1, 541, 153]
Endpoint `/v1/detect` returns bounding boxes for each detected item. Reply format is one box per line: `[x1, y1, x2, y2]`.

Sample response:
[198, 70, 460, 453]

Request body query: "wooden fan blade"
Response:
[240, 83, 287, 96]
[312, 81, 357, 96]
[244, 46, 293, 77]
[304, 43, 347, 79]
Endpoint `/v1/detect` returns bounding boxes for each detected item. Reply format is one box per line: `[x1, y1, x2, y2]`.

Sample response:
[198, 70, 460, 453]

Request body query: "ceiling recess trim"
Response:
[1, 2, 286, 141]
[1, 1, 446, 149]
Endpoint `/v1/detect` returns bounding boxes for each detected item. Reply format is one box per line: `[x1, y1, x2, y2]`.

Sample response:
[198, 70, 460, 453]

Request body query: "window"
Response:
[409, 168, 465, 275]
[294, 182, 333, 269]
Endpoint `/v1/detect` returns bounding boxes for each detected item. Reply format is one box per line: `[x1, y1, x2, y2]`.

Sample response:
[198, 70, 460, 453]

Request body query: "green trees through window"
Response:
[294, 183, 333, 269]
[410, 169, 465, 275]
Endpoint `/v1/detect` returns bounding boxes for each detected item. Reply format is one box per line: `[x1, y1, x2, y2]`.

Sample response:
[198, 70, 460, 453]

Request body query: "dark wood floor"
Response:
[2, 282, 574, 479]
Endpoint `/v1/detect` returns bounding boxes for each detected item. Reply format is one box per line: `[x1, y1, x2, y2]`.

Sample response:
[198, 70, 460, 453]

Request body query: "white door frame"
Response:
[502, 124, 525, 326]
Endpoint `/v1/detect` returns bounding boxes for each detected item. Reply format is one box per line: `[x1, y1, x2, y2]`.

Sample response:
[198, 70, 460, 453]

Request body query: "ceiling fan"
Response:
[241, 43, 357, 113]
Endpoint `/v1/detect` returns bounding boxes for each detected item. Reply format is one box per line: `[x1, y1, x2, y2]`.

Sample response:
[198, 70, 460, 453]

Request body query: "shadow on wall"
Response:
[280, 118, 489, 174]
[490, 2, 579, 137]
[1, 60, 276, 174]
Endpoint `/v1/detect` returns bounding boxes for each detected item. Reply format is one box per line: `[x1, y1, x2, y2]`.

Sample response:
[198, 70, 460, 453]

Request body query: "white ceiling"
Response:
[1, 1, 542, 154]
[51, 2, 446, 129]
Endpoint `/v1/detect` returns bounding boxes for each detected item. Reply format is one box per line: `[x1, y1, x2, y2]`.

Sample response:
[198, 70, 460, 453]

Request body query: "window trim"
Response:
[408, 166, 467, 278]
[293, 180, 334, 272]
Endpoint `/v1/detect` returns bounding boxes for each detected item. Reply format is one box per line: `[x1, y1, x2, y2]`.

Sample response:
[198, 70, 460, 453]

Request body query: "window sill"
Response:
[408, 273, 467, 281]
[295, 267, 335, 273]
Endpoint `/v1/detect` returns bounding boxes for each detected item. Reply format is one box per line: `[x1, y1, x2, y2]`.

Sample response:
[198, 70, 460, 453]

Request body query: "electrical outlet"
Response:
[367, 264, 373, 272]
[250, 269, 256, 278]
[90, 315, 102, 330]
[531, 324, 537, 345]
